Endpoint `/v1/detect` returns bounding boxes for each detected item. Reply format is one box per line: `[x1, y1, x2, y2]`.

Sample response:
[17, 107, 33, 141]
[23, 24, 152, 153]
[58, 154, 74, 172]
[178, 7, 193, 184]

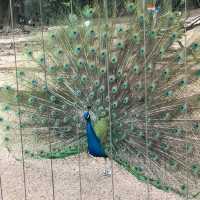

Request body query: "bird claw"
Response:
[103, 169, 112, 177]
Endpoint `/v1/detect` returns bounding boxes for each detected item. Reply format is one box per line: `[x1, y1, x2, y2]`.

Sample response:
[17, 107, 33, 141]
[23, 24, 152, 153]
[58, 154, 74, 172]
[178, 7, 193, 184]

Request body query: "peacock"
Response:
[1, 0, 200, 198]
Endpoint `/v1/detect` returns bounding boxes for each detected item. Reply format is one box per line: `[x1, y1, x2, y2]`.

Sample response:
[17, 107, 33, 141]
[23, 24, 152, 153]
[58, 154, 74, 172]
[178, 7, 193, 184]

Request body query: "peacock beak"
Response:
[83, 111, 90, 120]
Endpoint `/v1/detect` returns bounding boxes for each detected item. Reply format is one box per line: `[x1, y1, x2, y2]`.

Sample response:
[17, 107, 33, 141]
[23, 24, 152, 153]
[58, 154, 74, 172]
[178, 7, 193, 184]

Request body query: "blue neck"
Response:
[85, 120, 106, 157]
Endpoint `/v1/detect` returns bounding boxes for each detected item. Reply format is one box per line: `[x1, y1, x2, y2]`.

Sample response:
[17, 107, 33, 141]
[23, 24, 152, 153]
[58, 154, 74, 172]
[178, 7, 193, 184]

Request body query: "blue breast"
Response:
[86, 121, 106, 157]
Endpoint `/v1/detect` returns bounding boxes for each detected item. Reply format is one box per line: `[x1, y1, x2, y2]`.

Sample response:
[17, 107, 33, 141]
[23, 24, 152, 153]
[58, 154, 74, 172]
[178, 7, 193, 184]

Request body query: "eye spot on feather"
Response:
[89, 47, 96, 55]
[50, 33, 56, 39]
[139, 47, 145, 57]
[99, 85, 105, 93]
[94, 80, 100, 87]
[164, 90, 173, 97]
[126, 3, 136, 13]
[69, 30, 79, 39]
[63, 63, 70, 71]
[17, 70, 25, 77]
[171, 32, 177, 41]
[117, 69, 123, 77]
[100, 50, 107, 59]
[57, 49, 63, 55]
[179, 79, 187, 87]
[159, 47, 165, 56]
[116, 41, 124, 49]
[133, 64, 140, 74]
[88, 63, 96, 70]
[149, 30, 157, 39]
[179, 103, 187, 113]
[111, 55, 118, 64]
[112, 86, 118, 94]
[4, 85, 12, 91]
[77, 58, 85, 68]
[28, 96, 37, 105]
[48, 66, 58, 73]
[109, 75, 115, 83]
[116, 26, 124, 34]
[0, 117, 3, 122]
[191, 42, 199, 51]
[5, 124, 11, 131]
[100, 67, 106, 75]
[81, 75, 88, 83]
[4, 137, 10, 142]
[39, 57, 45, 64]
[27, 50, 33, 57]
[89, 92, 95, 99]
[83, 7, 94, 19]
[112, 101, 118, 109]
[138, 15, 144, 25]
[191, 164, 200, 176]
[122, 82, 128, 89]
[192, 122, 199, 131]
[88, 29, 96, 38]
[95, 99, 101, 106]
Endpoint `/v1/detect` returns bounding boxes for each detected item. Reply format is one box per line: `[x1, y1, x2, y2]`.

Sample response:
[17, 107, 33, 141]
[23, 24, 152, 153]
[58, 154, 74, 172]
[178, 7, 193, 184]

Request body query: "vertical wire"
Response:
[39, 1, 55, 199]
[142, 0, 150, 199]
[0, 176, 3, 200]
[70, 0, 73, 14]
[77, 110, 83, 200]
[103, 0, 115, 199]
[9, 0, 27, 199]
[69, 1, 83, 199]
[184, 0, 189, 199]
[162, 3, 168, 199]
[113, 0, 117, 17]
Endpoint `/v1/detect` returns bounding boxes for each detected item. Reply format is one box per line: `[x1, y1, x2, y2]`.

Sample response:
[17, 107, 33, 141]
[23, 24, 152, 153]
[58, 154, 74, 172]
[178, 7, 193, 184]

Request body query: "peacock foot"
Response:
[103, 169, 112, 177]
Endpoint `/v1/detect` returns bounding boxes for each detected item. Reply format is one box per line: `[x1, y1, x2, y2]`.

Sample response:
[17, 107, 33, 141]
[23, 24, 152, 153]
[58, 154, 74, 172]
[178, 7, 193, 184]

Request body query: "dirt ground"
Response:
[0, 149, 183, 200]
[1, 10, 200, 200]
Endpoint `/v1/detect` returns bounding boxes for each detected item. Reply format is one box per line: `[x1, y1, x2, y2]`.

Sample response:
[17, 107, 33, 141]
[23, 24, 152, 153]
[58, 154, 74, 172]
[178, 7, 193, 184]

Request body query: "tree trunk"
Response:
[0, 0, 25, 30]
[0, 0, 9, 29]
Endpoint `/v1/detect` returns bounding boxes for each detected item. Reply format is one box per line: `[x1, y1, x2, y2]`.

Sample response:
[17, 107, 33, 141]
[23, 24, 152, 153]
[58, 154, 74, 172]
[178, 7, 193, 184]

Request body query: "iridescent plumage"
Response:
[1, 1, 200, 198]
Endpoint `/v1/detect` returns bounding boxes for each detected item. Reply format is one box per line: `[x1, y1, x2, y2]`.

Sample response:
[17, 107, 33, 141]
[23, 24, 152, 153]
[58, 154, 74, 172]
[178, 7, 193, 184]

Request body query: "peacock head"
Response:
[83, 111, 91, 121]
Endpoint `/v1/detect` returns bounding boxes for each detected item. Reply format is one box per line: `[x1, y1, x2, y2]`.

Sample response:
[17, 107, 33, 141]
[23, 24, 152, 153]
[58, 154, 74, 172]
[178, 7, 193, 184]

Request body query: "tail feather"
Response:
[1, 1, 200, 197]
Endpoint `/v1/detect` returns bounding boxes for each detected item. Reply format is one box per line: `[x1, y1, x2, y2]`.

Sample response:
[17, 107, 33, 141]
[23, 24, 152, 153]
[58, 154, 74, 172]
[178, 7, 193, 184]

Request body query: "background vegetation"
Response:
[0, 0, 200, 29]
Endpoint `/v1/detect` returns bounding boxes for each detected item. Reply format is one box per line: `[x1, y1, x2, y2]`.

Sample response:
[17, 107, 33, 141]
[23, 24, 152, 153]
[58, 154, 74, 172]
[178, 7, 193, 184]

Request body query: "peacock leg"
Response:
[103, 157, 112, 176]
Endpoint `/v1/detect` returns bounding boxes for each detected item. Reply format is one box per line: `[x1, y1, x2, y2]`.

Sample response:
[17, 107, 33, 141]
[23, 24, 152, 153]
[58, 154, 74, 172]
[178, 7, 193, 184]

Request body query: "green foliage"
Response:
[24, 0, 71, 24]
